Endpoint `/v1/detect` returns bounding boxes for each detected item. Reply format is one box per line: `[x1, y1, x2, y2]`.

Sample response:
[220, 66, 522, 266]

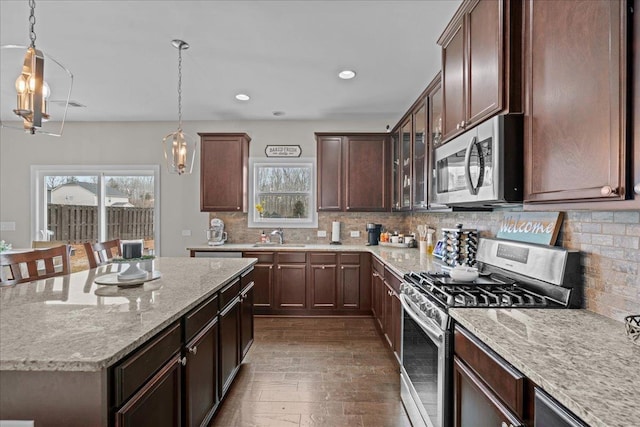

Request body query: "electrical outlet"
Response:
[350, 231, 360, 238]
[181, 229, 192, 236]
[317, 230, 327, 237]
[0, 221, 16, 231]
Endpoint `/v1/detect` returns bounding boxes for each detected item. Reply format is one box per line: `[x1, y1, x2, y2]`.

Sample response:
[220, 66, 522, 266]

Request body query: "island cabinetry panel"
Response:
[199, 133, 251, 212]
[275, 252, 308, 309]
[219, 283, 241, 397]
[309, 252, 338, 309]
[240, 269, 255, 359]
[523, 0, 634, 205]
[438, 0, 522, 143]
[316, 133, 390, 212]
[243, 251, 274, 313]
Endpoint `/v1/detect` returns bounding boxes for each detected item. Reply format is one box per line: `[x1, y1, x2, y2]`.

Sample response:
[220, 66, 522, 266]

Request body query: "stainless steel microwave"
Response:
[433, 114, 523, 207]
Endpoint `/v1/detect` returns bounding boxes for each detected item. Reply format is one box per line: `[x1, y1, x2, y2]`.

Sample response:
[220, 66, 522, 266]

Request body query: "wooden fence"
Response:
[47, 204, 154, 243]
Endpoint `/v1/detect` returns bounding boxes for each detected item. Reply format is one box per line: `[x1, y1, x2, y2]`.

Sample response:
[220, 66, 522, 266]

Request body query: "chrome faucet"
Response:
[271, 228, 284, 244]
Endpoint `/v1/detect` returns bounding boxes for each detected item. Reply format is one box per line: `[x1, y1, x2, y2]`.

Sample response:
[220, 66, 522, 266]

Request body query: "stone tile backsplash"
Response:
[211, 209, 640, 323]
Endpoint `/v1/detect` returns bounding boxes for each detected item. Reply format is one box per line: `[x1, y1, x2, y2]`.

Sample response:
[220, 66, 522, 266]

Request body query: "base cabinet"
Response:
[371, 260, 402, 365]
[219, 297, 240, 396]
[240, 281, 255, 359]
[184, 319, 218, 427]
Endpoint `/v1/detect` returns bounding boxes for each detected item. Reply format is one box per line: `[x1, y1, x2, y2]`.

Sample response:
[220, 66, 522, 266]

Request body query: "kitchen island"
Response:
[0, 257, 256, 426]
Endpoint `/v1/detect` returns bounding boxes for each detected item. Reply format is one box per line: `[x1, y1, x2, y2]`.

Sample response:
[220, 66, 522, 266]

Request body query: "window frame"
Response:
[30, 164, 161, 254]
[248, 158, 317, 229]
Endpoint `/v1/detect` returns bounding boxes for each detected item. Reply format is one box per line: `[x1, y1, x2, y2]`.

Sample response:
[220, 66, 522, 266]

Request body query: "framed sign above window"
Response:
[265, 145, 302, 157]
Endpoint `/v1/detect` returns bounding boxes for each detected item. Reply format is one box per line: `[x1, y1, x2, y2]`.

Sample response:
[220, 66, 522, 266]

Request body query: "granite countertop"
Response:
[187, 243, 444, 278]
[0, 257, 256, 372]
[451, 308, 640, 427]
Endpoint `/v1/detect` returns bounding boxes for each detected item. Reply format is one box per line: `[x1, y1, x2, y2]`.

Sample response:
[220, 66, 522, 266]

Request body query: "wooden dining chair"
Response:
[83, 239, 121, 268]
[0, 245, 71, 286]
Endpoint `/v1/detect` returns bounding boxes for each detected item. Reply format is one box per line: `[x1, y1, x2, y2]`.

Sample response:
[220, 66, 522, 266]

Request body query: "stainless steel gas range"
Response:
[399, 238, 581, 427]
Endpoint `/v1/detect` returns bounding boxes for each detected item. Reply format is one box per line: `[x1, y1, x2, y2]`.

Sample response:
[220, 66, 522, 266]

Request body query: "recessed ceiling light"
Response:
[338, 70, 356, 80]
[235, 93, 250, 101]
[272, 111, 285, 117]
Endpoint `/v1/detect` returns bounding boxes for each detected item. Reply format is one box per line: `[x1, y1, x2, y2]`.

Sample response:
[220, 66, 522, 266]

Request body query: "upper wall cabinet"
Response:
[523, 0, 638, 208]
[199, 133, 251, 212]
[438, 0, 522, 143]
[316, 133, 390, 212]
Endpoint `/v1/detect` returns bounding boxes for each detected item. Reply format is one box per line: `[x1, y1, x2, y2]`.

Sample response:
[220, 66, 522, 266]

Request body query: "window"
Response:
[31, 165, 160, 266]
[248, 159, 317, 228]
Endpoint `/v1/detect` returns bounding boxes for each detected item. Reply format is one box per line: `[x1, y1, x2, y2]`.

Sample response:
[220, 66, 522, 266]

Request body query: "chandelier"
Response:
[162, 39, 196, 175]
[1, 0, 73, 136]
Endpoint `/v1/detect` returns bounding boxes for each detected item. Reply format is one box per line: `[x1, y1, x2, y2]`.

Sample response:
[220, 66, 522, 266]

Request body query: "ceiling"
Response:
[0, 0, 461, 123]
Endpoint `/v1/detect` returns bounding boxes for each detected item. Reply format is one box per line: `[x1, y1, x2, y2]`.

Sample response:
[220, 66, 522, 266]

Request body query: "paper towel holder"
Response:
[330, 221, 342, 245]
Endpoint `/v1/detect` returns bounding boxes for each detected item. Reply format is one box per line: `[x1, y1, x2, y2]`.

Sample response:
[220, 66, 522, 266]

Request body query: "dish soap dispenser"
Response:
[260, 231, 267, 243]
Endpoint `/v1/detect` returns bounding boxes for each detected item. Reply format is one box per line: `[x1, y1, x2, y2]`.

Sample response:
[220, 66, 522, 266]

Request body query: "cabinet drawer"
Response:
[384, 267, 402, 293]
[277, 252, 306, 263]
[113, 322, 181, 407]
[340, 253, 360, 265]
[243, 252, 274, 263]
[454, 325, 525, 418]
[184, 293, 218, 342]
[309, 253, 337, 265]
[220, 278, 241, 309]
[372, 257, 384, 274]
[241, 267, 255, 289]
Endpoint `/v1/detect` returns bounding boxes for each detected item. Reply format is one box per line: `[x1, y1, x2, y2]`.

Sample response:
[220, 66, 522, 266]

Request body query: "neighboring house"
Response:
[50, 182, 133, 207]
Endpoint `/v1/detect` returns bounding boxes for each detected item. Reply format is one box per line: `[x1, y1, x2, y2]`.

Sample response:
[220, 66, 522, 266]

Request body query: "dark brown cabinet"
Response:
[275, 252, 308, 310]
[371, 262, 401, 365]
[338, 253, 363, 310]
[309, 253, 338, 309]
[438, 0, 522, 143]
[523, 0, 637, 206]
[184, 318, 218, 427]
[199, 133, 250, 212]
[371, 258, 385, 331]
[243, 252, 274, 314]
[316, 133, 390, 212]
[239, 279, 255, 360]
[219, 293, 240, 397]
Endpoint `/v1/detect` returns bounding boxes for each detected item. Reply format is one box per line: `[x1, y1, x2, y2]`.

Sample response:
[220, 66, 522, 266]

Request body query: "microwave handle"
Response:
[464, 136, 484, 195]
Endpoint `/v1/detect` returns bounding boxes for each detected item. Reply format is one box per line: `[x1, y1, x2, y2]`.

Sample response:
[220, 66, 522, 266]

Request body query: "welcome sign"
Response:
[496, 212, 563, 246]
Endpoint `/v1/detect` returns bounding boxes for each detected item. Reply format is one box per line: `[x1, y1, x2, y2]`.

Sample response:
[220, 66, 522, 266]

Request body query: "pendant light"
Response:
[163, 39, 196, 175]
[1, 0, 73, 136]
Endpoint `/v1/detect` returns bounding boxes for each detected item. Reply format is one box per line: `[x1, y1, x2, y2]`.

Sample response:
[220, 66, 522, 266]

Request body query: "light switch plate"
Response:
[350, 231, 360, 237]
[317, 230, 327, 237]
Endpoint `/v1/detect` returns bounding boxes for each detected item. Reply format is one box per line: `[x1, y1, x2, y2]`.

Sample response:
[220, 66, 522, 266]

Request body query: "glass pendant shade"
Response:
[163, 129, 196, 175]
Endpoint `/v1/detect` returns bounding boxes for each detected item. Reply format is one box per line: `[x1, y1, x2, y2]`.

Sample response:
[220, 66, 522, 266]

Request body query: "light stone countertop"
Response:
[451, 308, 640, 427]
[0, 257, 256, 372]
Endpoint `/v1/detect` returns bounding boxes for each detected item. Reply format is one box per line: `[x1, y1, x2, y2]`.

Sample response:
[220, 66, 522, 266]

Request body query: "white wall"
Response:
[0, 118, 390, 256]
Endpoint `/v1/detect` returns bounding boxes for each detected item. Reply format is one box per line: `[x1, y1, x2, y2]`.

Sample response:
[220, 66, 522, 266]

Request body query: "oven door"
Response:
[399, 294, 450, 427]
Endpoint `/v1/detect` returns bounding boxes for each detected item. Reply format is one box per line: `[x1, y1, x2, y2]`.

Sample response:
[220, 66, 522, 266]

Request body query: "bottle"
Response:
[260, 231, 267, 243]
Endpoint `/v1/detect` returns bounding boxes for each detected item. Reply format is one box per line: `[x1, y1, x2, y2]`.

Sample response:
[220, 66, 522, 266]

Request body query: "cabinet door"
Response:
[115, 355, 182, 427]
[339, 264, 360, 309]
[200, 134, 250, 212]
[275, 264, 307, 309]
[383, 281, 395, 349]
[184, 319, 218, 427]
[524, 0, 627, 202]
[392, 290, 402, 363]
[399, 119, 413, 210]
[467, 0, 502, 125]
[344, 135, 390, 211]
[309, 263, 337, 309]
[219, 298, 240, 397]
[412, 101, 428, 210]
[240, 283, 254, 360]
[252, 263, 273, 310]
[391, 130, 401, 210]
[317, 135, 343, 211]
[441, 18, 466, 141]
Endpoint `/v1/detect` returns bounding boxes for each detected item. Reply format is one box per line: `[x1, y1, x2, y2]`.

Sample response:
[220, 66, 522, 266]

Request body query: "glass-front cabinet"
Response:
[400, 118, 412, 210]
[391, 130, 401, 210]
[427, 73, 444, 209]
[412, 102, 427, 209]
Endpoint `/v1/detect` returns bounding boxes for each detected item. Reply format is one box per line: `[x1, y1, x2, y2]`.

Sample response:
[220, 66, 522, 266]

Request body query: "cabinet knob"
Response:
[341, 266, 344, 270]
[456, 123, 461, 130]
[346, 206, 351, 210]
[322, 265, 325, 269]
[634, 183, 640, 195]
[600, 185, 618, 196]
[180, 356, 187, 366]
[278, 266, 281, 269]
[236, 206, 240, 210]
[460, 120, 465, 128]
[270, 265, 273, 270]
[189, 346, 198, 355]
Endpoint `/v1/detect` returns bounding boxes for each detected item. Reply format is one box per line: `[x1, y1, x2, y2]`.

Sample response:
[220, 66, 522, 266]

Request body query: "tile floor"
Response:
[211, 317, 412, 427]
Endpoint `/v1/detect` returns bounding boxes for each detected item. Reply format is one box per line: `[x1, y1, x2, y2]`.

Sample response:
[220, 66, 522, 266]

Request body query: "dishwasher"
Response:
[192, 251, 242, 258]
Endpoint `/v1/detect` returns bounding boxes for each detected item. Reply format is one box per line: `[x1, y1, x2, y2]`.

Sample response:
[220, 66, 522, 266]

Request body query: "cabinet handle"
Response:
[322, 265, 325, 269]
[236, 206, 240, 210]
[461, 120, 465, 128]
[180, 356, 187, 366]
[600, 185, 618, 196]
[189, 346, 197, 355]
[341, 266, 344, 270]
[278, 266, 281, 269]
[346, 206, 350, 210]
[270, 265, 273, 270]
[456, 123, 461, 130]
[634, 183, 640, 195]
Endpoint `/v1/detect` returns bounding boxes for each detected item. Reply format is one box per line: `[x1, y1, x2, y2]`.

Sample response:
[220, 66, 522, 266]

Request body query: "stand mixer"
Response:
[207, 218, 228, 246]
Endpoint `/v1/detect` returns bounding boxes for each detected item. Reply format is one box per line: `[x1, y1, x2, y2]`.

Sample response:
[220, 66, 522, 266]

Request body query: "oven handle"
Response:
[399, 293, 444, 344]
[464, 136, 484, 196]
